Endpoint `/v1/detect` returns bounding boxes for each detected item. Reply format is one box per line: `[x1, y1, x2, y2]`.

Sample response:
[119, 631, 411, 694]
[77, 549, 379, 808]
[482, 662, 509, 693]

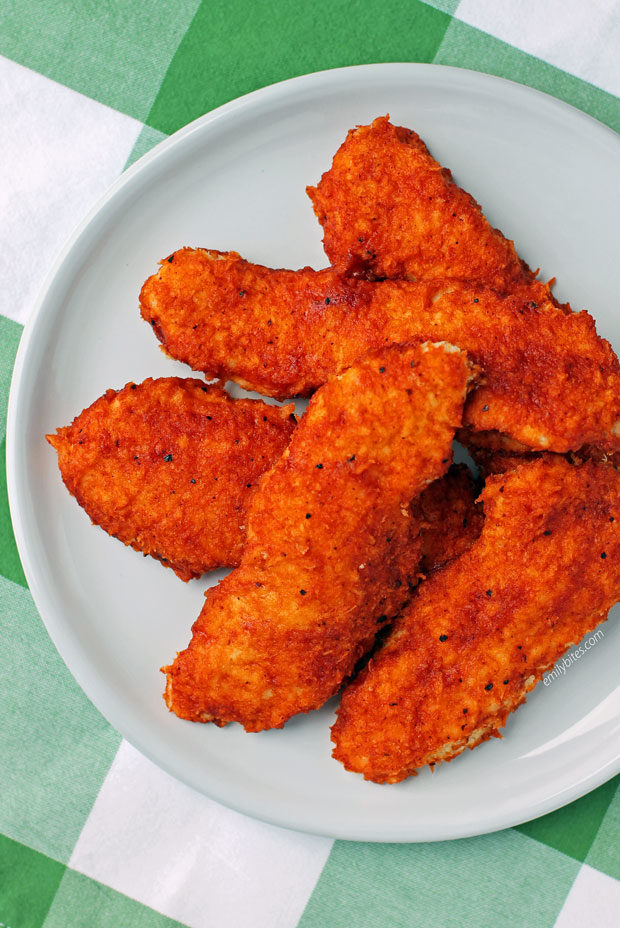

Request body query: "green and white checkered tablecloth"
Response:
[2, 2, 620, 926]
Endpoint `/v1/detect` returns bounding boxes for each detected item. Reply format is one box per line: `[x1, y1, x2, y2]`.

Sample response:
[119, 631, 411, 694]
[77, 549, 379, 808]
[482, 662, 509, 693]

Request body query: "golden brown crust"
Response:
[140, 248, 378, 398]
[307, 116, 557, 306]
[163, 342, 474, 731]
[140, 248, 620, 453]
[46, 378, 295, 581]
[331, 457, 620, 783]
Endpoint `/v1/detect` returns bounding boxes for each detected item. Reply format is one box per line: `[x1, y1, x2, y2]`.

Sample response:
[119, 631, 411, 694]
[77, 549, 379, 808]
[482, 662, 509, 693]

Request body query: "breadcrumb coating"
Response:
[47, 378, 295, 580]
[140, 248, 620, 453]
[307, 116, 559, 308]
[164, 342, 474, 730]
[332, 457, 620, 782]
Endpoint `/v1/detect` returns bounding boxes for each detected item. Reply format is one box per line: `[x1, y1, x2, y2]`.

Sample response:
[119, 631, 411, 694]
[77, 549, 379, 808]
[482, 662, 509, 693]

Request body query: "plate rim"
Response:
[7, 61, 620, 842]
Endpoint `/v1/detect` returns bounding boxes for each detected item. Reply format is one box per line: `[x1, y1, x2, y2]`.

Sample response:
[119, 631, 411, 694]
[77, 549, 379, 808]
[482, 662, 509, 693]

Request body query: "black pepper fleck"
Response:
[300, 589, 307, 596]
[163, 453, 173, 462]
[439, 634, 448, 642]
[601, 552, 607, 559]
[305, 513, 311, 519]
[485, 683, 493, 691]
[316, 463, 323, 469]
[325, 297, 331, 305]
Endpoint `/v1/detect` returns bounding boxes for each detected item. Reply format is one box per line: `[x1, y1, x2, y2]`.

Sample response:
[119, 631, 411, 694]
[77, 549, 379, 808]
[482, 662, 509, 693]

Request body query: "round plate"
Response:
[8, 64, 620, 842]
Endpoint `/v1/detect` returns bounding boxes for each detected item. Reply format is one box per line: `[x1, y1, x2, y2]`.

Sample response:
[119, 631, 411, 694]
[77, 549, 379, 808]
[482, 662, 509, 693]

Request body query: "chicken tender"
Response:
[163, 342, 474, 731]
[332, 457, 620, 783]
[307, 116, 557, 306]
[46, 378, 295, 581]
[140, 248, 620, 453]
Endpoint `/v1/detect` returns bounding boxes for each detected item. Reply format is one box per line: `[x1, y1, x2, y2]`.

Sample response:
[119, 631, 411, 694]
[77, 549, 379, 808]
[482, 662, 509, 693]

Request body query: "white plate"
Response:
[8, 64, 620, 842]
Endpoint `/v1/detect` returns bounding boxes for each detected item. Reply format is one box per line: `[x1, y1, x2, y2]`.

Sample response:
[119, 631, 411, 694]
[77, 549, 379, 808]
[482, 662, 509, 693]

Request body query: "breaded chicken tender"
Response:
[307, 116, 556, 305]
[163, 342, 474, 731]
[140, 248, 620, 453]
[331, 457, 620, 783]
[46, 378, 295, 581]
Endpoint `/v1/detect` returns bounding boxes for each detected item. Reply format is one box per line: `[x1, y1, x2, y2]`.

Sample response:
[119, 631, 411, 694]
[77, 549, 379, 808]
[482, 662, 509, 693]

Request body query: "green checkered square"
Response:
[0, 833, 65, 928]
[145, 0, 451, 135]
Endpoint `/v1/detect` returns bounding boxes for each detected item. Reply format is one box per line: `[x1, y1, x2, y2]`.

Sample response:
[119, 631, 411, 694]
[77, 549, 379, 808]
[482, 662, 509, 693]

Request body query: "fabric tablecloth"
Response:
[2, 2, 620, 926]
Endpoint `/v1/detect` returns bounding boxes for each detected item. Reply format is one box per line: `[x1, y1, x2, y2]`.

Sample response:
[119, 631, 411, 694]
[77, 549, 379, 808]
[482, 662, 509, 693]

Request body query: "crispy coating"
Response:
[140, 248, 620, 453]
[46, 378, 295, 581]
[163, 342, 474, 731]
[332, 457, 620, 783]
[414, 464, 483, 574]
[307, 116, 556, 305]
